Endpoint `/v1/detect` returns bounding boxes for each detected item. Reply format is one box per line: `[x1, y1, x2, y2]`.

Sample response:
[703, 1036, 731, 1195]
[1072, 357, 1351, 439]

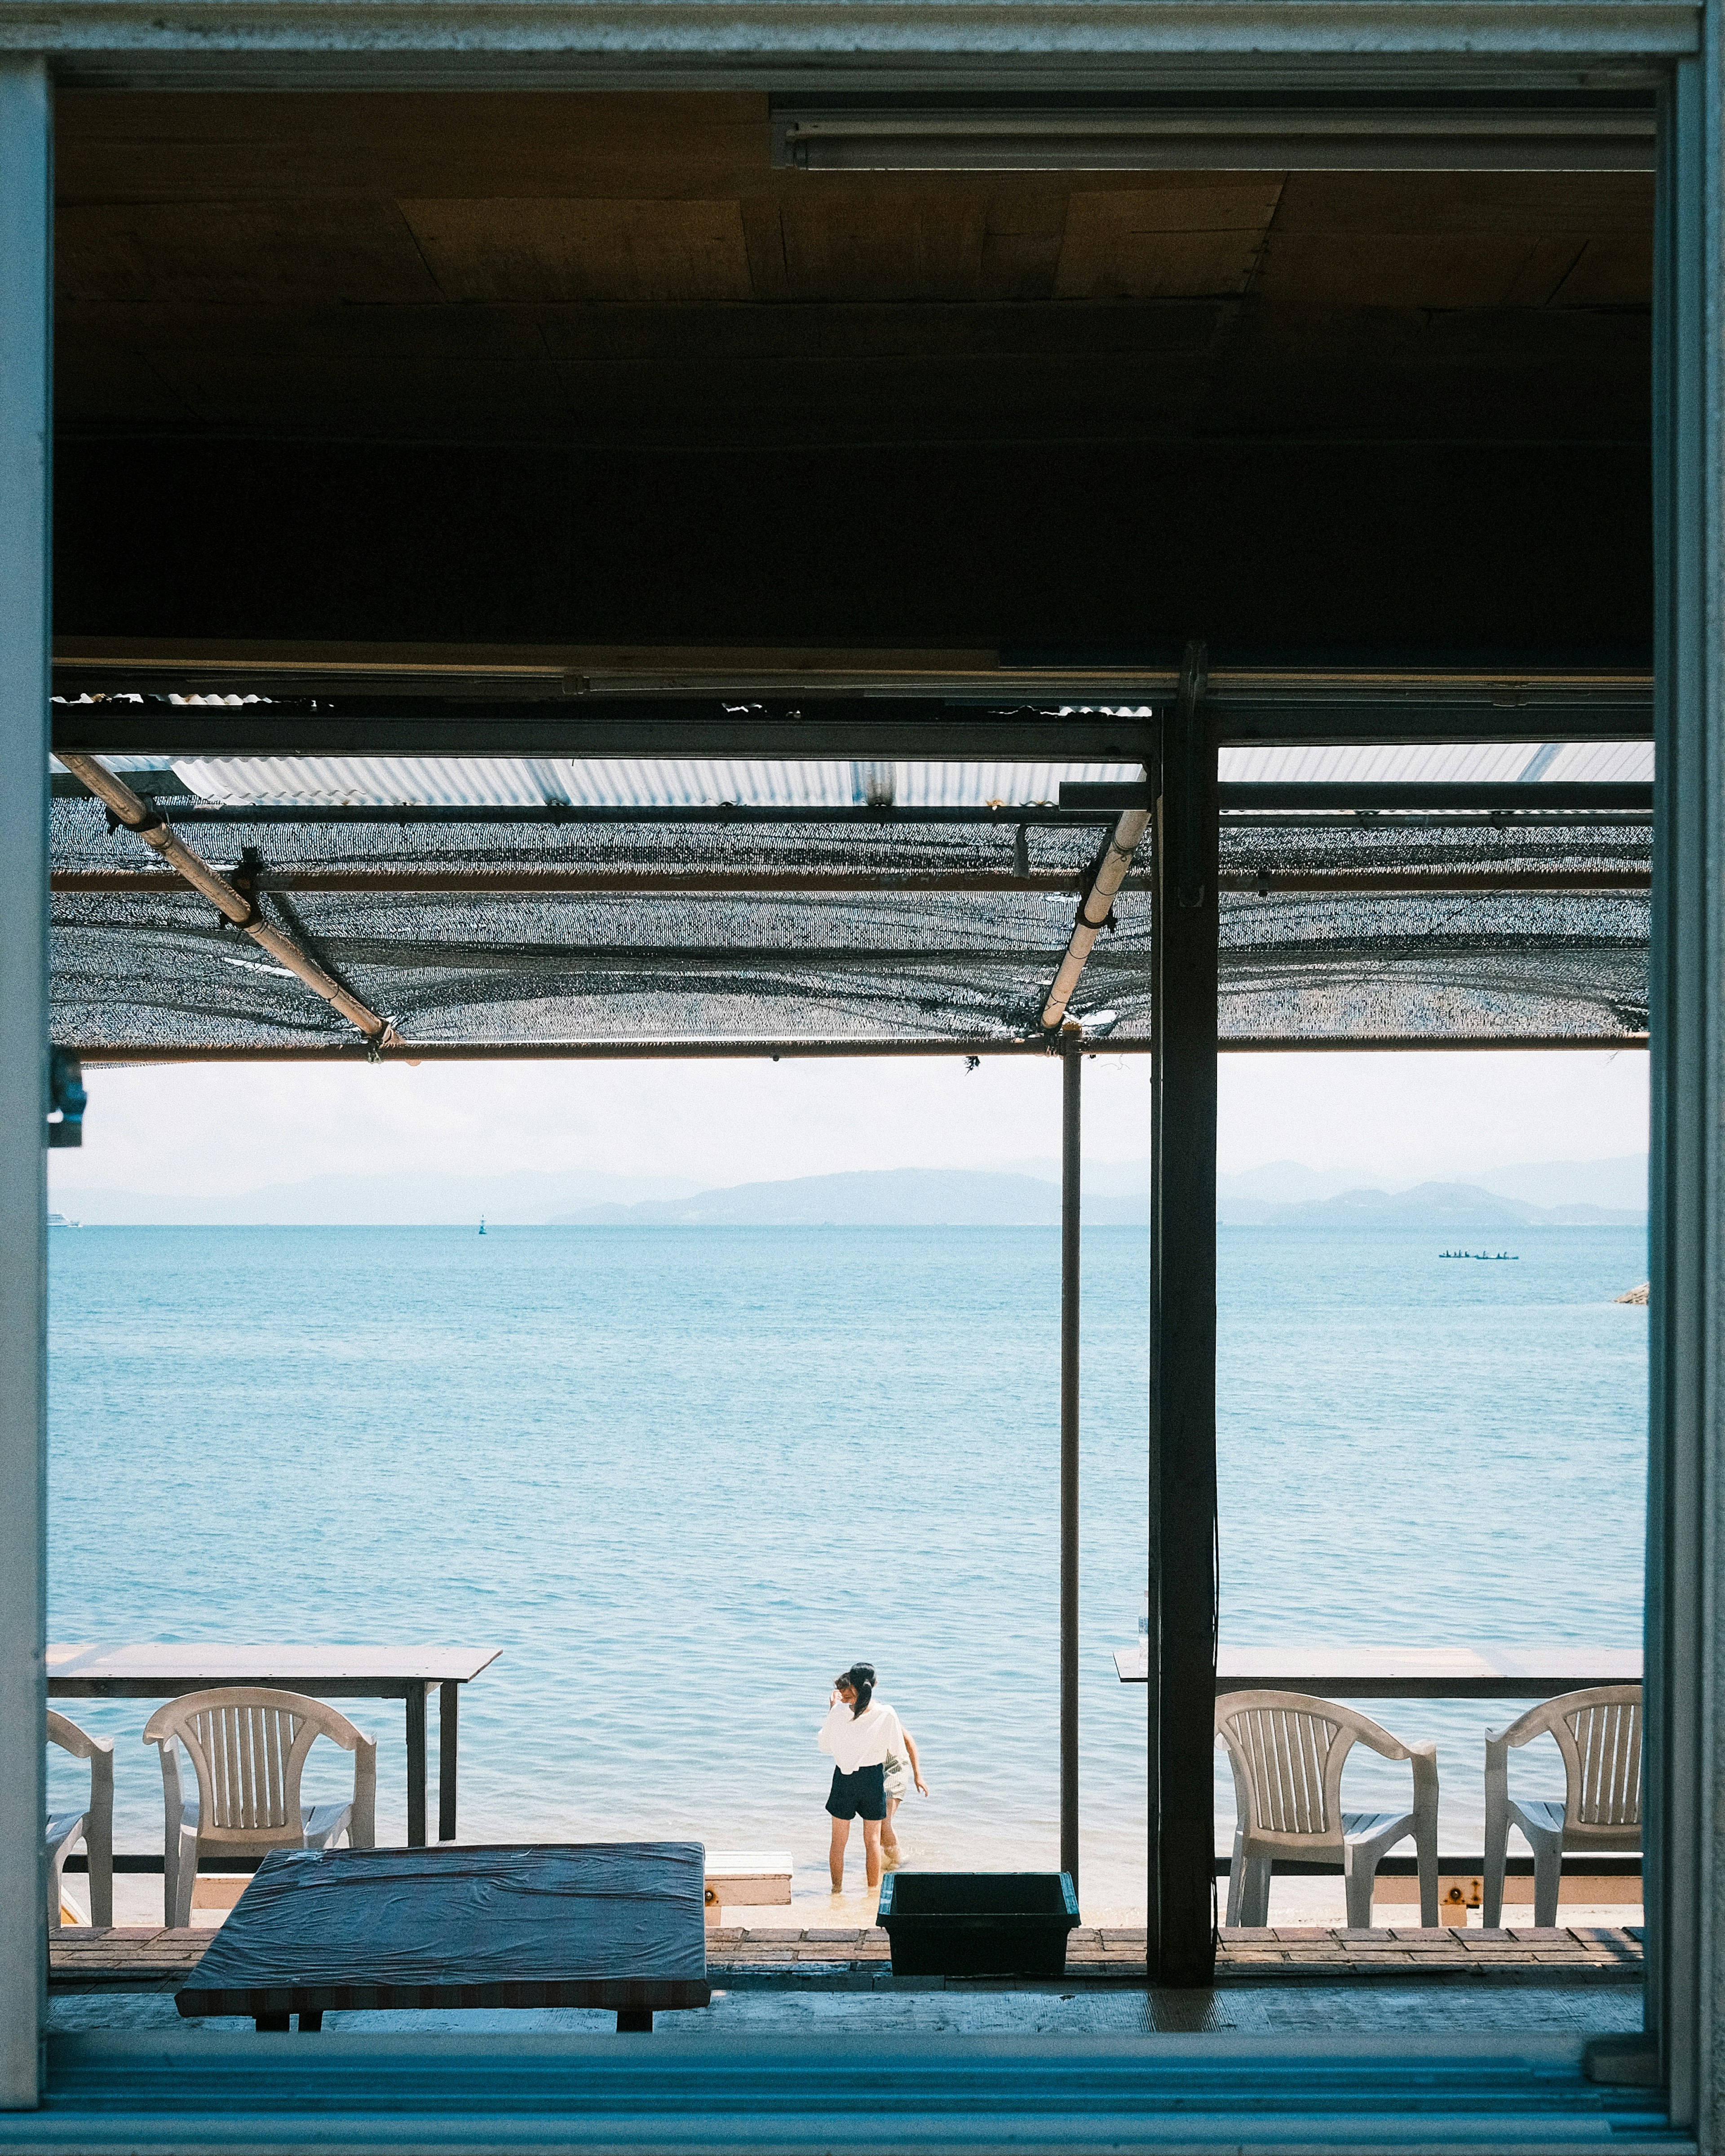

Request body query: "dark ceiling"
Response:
[52, 93, 1654, 658]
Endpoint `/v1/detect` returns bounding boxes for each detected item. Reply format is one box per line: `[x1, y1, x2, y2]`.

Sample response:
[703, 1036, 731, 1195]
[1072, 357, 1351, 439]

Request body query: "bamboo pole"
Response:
[56, 753, 396, 1048]
[1041, 806, 1151, 1031]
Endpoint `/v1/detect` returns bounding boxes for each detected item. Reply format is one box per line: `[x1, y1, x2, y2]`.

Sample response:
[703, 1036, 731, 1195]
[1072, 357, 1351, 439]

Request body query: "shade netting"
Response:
[49, 795, 1650, 1052]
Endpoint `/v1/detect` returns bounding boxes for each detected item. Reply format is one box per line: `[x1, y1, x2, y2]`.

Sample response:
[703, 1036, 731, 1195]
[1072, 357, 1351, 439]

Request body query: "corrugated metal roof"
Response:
[55, 743, 1653, 809]
[1217, 742, 1654, 783]
[159, 756, 1148, 809]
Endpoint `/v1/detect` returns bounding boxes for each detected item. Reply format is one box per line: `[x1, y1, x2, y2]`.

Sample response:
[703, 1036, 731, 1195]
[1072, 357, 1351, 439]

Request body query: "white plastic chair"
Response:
[47, 1711, 114, 1929]
[1483, 1684, 1641, 1928]
[143, 1687, 377, 1927]
[1216, 1690, 1440, 1928]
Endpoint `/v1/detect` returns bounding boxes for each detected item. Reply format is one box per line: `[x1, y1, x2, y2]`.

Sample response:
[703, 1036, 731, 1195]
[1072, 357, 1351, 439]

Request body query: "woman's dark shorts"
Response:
[826, 1763, 887, 1820]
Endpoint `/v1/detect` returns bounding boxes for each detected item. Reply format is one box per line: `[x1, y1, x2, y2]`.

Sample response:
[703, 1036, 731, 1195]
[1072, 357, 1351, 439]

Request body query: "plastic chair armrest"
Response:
[1408, 1740, 1439, 1806]
[349, 1734, 377, 1848]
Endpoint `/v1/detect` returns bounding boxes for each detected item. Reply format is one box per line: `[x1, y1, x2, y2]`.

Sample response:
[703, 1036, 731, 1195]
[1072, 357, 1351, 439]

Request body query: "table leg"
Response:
[616, 2010, 653, 2034]
[407, 1685, 428, 1847]
[298, 2012, 324, 2033]
[439, 1680, 458, 1842]
[255, 2014, 289, 2033]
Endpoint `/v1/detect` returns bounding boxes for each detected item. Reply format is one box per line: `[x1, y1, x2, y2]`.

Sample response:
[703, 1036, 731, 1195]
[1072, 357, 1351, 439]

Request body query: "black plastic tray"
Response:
[877, 1871, 1080, 1978]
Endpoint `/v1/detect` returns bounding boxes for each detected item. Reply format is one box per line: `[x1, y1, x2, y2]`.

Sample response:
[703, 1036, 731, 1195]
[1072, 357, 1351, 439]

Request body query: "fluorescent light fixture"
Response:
[771, 106, 1655, 174]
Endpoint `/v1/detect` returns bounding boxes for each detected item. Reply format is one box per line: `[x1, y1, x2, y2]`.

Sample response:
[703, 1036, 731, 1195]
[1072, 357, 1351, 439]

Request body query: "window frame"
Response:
[2, 19, 1715, 2135]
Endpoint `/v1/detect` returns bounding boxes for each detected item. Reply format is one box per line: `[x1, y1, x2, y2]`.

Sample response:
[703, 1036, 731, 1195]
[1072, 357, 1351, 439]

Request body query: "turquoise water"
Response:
[46, 1224, 1646, 1910]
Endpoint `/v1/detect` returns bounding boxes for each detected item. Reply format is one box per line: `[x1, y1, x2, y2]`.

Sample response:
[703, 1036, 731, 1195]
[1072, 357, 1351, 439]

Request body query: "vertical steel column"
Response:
[1060, 1036, 1081, 1893]
[1148, 643, 1218, 1986]
[0, 56, 51, 2112]
[1646, 48, 1722, 2135]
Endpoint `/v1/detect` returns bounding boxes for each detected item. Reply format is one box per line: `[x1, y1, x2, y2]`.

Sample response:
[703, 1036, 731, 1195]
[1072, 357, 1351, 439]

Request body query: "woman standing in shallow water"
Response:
[819, 1661, 918, 1893]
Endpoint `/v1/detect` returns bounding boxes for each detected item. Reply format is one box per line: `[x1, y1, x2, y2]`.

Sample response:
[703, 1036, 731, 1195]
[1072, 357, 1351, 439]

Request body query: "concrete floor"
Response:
[49, 1983, 1645, 2041]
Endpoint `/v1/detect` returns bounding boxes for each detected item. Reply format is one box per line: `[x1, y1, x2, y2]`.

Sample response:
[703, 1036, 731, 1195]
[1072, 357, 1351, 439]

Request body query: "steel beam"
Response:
[47, 674, 1652, 761]
[1065, 782, 1654, 812]
[1148, 644, 1219, 1986]
[61, 1033, 1646, 1064]
[49, 700, 1155, 764]
[1060, 1037, 1081, 1896]
[0, 53, 50, 2113]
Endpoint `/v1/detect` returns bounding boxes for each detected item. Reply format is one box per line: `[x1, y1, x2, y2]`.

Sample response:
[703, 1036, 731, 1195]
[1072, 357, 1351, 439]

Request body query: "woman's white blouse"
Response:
[819, 1699, 905, 1774]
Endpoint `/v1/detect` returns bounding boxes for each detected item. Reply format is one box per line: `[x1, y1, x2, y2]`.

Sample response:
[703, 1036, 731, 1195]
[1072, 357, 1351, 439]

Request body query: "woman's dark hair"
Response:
[839, 1662, 876, 1718]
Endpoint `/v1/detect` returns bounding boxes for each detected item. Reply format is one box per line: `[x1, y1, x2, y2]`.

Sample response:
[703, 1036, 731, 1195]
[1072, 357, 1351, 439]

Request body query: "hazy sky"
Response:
[48, 1047, 1649, 1197]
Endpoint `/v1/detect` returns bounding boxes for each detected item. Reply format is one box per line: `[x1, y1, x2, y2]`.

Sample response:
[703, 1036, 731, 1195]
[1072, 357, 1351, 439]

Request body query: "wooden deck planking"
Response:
[50, 1923, 1645, 1992]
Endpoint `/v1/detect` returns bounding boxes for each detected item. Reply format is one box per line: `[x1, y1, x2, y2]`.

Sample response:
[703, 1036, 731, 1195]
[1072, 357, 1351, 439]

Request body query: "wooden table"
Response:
[176, 1842, 711, 2032]
[1112, 1643, 1643, 1697]
[48, 1643, 501, 1845]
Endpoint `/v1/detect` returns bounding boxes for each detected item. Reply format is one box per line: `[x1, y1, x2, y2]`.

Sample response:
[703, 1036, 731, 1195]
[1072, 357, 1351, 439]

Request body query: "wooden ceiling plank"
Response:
[1053, 188, 1282, 301]
[1252, 230, 1615, 310]
[56, 198, 443, 305]
[775, 192, 991, 303]
[397, 197, 755, 303]
[1548, 234, 1659, 306]
[54, 91, 775, 205]
[1270, 170, 1655, 236]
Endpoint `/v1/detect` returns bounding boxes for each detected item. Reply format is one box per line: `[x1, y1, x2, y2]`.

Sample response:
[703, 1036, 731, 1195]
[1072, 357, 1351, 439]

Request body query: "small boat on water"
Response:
[1439, 1248, 1520, 1260]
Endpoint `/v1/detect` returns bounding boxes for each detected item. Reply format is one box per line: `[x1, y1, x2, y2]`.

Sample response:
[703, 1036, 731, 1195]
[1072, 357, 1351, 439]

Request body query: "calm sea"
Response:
[46, 1223, 1647, 1912]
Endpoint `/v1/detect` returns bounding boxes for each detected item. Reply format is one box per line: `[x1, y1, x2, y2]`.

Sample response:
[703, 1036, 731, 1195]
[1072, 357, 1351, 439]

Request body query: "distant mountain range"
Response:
[554, 1169, 1147, 1228]
[48, 1152, 1645, 1229]
[43, 1166, 702, 1227]
[1216, 1154, 1646, 1223]
[556, 1169, 1639, 1230]
[1246, 1181, 1643, 1230]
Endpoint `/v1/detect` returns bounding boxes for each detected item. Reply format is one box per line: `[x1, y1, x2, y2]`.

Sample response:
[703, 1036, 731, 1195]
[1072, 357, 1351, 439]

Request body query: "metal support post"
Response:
[1148, 643, 1219, 1986]
[0, 55, 51, 2112]
[1060, 1036, 1081, 1894]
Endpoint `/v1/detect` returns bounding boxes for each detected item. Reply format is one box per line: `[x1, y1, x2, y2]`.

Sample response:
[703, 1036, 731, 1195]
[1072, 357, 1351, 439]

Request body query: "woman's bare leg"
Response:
[883, 1797, 902, 1859]
[862, 1817, 884, 1890]
[829, 1816, 851, 1890]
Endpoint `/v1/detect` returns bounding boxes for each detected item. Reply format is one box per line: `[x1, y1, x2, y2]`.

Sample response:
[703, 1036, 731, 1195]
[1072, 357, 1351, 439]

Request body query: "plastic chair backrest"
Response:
[1504, 1684, 1642, 1829]
[142, 1687, 369, 1840]
[48, 1709, 103, 1766]
[1216, 1690, 1412, 1843]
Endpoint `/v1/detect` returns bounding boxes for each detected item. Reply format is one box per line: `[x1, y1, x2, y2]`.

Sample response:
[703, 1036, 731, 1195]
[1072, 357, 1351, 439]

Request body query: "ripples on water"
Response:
[48, 1223, 1646, 1910]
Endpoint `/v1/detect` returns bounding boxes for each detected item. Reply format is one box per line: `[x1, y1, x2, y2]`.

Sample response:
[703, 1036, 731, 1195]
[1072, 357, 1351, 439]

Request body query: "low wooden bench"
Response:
[175, 1842, 711, 2033]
